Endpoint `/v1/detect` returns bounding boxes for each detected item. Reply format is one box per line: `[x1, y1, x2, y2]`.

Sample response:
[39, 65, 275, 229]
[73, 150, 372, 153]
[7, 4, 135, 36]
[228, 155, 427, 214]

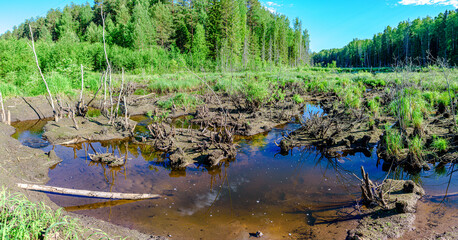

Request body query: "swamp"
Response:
[1, 1, 458, 240]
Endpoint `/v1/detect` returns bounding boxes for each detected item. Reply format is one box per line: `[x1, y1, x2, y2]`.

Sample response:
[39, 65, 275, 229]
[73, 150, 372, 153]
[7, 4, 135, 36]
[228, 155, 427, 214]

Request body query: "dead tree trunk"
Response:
[115, 68, 125, 118]
[360, 166, 387, 208]
[28, 24, 58, 122]
[0, 91, 5, 123]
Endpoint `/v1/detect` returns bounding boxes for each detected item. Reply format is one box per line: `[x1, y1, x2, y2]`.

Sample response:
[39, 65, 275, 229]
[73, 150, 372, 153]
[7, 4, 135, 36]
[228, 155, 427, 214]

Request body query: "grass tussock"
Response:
[384, 125, 403, 158]
[431, 136, 449, 152]
[0, 188, 111, 239]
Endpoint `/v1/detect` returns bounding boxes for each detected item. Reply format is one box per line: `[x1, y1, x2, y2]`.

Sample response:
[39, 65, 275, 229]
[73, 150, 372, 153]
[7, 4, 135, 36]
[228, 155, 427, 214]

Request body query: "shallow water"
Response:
[11, 106, 458, 239]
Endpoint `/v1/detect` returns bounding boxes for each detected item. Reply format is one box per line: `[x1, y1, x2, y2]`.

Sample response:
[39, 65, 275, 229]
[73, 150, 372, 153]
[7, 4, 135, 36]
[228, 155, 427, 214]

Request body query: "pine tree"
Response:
[192, 23, 208, 67]
[130, 0, 155, 49]
[152, 2, 174, 47]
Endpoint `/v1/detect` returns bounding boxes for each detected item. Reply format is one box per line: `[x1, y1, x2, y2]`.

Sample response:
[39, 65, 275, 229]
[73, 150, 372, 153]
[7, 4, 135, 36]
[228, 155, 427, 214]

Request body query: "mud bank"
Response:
[0, 123, 164, 239]
[43, 116, 136, 145]
[347, 179, 425, 240]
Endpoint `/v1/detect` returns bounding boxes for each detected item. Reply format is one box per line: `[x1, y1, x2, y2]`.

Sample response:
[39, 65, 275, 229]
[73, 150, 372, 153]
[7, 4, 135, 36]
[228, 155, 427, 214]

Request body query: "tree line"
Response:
[1, 0, 311, 73]
[313, 9, 458, 68]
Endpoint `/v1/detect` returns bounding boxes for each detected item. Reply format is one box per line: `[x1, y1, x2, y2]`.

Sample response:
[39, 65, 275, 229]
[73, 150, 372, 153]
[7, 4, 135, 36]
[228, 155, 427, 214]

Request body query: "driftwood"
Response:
[17, 183, 160, 200]
[360, 166, 387, 208]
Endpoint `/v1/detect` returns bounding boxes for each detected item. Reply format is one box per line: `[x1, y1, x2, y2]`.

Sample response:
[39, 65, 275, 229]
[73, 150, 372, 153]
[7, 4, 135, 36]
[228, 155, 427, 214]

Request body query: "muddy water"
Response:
[11, 106, 458, 240]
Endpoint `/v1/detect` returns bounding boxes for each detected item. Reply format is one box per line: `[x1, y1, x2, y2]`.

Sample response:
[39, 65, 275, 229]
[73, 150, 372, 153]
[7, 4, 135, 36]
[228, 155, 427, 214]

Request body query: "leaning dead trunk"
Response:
[28, 24, 58, 122]
[0, 91, 5, 123]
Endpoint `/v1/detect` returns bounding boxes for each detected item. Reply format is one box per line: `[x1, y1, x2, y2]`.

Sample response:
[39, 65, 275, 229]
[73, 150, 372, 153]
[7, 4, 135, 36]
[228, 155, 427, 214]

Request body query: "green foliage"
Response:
[389, 92, 428, 128]
[412, 109, 423, 129]
[245, 80, 270, 107]
[270, 86, 286, 102]
[385, 125, 403, 158]
[158, 93, 201, 110]
[147, 74, 202, 93]
[145, 111, 153, 118]
[409, 136, 424, 161]
[134, 88, 148, 95]
[367, 98, 380, 116]
[0, 188, 107, 239]
[342, 85, 363, 109]
[1, 0, 310, 74]
[293, 94, 304, 104]
[191, 23, 208, 67]
[86, 108, 101, 118]
[431, 136, 449, 152]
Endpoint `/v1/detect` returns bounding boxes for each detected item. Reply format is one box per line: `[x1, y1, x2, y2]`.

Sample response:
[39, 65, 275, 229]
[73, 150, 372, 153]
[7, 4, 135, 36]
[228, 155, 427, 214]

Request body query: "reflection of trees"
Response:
[235, 132, 268, 149]
[74, 142, 129, 193]
[280, 146, 373, 227]
[11, 118, 51, 138]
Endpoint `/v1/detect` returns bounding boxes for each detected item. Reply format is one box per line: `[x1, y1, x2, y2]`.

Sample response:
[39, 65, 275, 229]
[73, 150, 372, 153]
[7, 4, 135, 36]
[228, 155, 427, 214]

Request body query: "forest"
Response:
[0, 0, 310, 74]
[313, 9, 458, 68]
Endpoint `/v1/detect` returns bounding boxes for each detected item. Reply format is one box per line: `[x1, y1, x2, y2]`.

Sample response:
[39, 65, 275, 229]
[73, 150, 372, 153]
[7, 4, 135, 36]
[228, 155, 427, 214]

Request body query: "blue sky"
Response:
[1, 0, 457, 52]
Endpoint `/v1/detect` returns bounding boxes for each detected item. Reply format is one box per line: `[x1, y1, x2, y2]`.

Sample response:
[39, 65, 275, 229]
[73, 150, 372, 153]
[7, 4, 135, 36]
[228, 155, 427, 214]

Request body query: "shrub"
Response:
[244, 80, 270, 108]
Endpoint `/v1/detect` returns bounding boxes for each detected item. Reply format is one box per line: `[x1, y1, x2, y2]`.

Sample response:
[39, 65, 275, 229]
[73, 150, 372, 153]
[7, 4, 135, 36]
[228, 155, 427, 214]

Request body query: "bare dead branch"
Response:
[28, 24, 57, 121]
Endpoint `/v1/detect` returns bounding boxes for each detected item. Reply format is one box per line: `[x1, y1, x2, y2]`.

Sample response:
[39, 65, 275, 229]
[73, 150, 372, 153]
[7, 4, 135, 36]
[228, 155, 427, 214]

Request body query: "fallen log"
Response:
[17, 183, 160, 200]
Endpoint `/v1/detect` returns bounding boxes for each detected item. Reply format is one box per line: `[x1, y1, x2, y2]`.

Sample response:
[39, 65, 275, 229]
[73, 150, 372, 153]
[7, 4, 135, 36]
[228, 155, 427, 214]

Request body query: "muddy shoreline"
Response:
[0, 122, 165, 239]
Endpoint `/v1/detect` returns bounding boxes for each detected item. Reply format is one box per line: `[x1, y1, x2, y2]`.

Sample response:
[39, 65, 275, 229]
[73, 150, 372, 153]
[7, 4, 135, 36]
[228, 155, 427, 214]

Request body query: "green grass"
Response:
[292, 94, 304, 104]
[385, 125, 403, 158]
[86, 108, 101, 118]
[412, 109, 423, 130]
[389, 92, 429, 129]
[367, 98, 380, 116]
[409, 136, 424, 161]
[0, 188, 90, 239]
[431, 136, 449, 152]
[158, 93, 201, 110]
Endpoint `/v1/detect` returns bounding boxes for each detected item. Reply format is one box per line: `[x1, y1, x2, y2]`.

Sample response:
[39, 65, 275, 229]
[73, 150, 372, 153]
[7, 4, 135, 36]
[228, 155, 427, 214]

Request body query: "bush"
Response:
[244, 80, 270, 107]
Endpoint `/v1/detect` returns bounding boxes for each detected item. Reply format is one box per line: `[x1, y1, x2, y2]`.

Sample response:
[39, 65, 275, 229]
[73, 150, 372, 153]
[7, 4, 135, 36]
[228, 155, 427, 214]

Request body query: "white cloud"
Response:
[398, 0, 458, 8]
[265, 7, 277, 13]
[266, 1, 282, 7]
[261, 1, 283, 13]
